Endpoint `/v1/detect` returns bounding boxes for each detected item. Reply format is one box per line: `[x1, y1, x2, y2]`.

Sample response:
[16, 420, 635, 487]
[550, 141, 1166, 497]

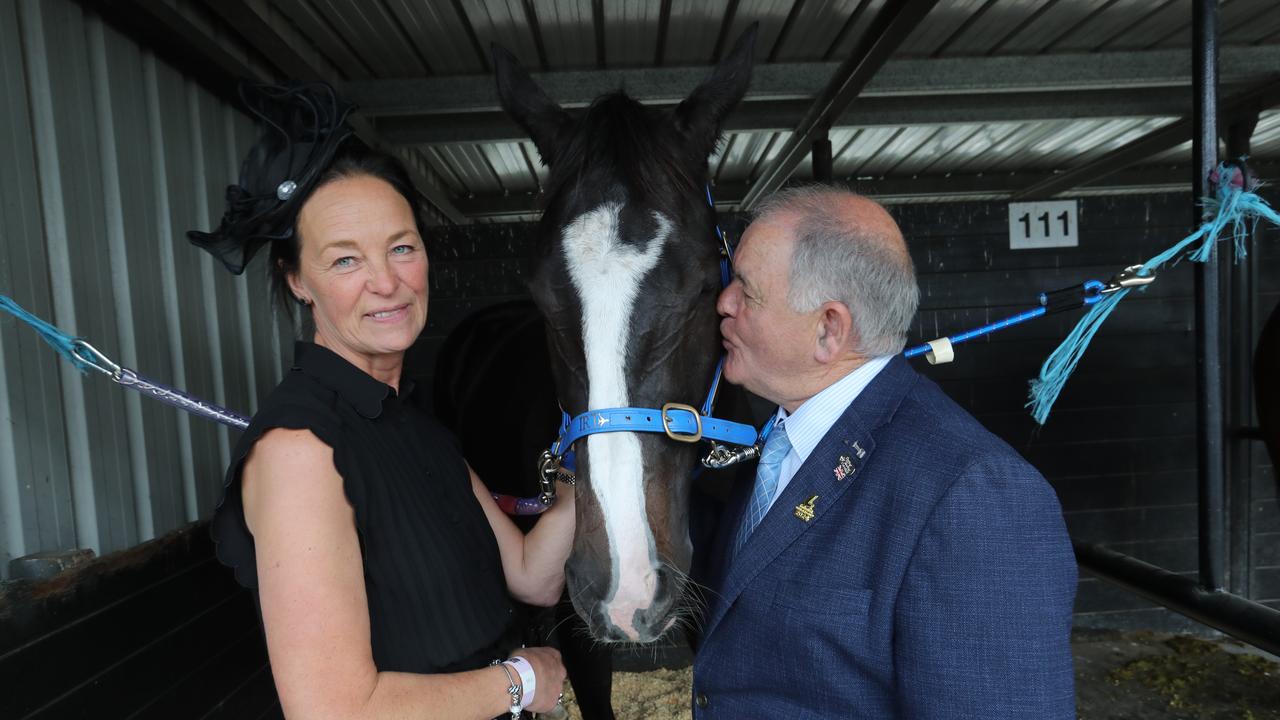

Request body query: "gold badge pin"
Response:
[794, 495, 818, 522]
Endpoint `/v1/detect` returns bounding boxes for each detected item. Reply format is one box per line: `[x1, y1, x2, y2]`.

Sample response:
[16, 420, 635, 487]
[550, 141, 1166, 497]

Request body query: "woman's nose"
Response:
[366, 260, 397, 294]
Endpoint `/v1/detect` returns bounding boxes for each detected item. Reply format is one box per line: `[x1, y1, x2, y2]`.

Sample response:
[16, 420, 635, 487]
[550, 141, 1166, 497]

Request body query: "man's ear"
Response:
[492, 43, 571, 165]
[674, 23, 757, 161]
[814, 300, 856, 363]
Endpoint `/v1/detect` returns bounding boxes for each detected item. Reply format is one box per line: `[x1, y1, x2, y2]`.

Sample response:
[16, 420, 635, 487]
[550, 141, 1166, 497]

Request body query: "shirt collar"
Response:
[775, 355, 893, 464]
[293, 341, 415, 419]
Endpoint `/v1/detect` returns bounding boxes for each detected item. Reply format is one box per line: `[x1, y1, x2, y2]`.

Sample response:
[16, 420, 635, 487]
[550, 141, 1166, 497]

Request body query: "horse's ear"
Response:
[674, 23, 757, 159]
[493, 43, 570, 165]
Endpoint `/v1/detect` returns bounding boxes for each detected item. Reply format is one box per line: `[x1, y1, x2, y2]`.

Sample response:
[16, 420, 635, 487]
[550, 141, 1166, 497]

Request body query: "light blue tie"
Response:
[733, 421, 791, 558]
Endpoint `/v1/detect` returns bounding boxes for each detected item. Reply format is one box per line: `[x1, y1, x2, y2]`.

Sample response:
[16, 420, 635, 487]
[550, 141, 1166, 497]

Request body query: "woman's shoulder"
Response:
[245, 369, 344, 442]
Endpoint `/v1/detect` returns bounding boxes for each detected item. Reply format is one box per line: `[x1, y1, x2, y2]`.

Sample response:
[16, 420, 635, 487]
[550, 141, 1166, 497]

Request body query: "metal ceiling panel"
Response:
[481, 141, 541, 192]
[726, 0, 797, 61]
[825, 0, 890, 60]
[387, 0, 485, 75]
[831, 125, 906, 176]
[988, 0, 1116, 55]
[533, 0, 597, 69]
[1042, 0, 1178, 53]
[933, 0, 1054, 56]
[309, 0, 430, 77]
[461, 0, 542, 70]
[662, 0, 732, 66]
[853, 125, 943, 175]
[1220, 0, 1280, 45]
[602, 0, 662, 67]
[895, 0, 996, 57]
[885, 123, 986, 174]
[768, 0, 867, 62]
[1091, 0, 1188, 52]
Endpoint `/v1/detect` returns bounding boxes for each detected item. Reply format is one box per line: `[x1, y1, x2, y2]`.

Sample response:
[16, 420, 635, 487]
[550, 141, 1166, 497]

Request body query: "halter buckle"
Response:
[661, 403, 703, 443]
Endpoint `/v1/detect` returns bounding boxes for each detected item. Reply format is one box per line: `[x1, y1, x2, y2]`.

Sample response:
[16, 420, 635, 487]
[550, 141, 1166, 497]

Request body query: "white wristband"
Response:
[506, 656, 536, 708]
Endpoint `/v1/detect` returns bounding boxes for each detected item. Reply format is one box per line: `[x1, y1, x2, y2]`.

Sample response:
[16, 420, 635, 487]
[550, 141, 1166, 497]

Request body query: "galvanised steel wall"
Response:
[0, 0, 290, 579]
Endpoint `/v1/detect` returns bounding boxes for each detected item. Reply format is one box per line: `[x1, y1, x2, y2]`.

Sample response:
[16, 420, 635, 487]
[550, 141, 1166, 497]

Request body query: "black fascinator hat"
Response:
[187, 82, 356, 274]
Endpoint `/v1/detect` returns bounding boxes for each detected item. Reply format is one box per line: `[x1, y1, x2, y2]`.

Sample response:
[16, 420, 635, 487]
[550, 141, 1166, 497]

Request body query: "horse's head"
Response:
[495, 29, 755, 642]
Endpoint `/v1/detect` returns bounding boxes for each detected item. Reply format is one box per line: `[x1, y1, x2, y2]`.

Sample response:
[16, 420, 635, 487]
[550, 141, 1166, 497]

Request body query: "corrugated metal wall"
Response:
[0, 0, 289, 579]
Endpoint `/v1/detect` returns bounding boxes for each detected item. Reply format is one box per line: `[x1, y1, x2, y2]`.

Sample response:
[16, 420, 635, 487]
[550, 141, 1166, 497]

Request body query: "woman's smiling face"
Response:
[288, 174, 428, 373]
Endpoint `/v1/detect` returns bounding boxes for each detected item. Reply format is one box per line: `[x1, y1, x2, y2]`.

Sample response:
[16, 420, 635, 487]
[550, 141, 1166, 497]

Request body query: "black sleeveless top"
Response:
[211, 341, 514, 673]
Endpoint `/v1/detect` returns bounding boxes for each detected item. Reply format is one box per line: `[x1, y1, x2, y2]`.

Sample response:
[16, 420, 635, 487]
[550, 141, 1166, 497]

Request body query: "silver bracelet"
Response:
[490, 659, 523, 718]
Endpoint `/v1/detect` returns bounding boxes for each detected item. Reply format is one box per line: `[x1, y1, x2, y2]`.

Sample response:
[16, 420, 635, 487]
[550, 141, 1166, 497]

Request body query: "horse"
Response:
[482, 27, 756, 645]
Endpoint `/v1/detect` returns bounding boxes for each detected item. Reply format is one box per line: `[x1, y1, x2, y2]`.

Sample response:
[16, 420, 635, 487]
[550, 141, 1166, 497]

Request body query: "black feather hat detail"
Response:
[187, 82, 355, 274]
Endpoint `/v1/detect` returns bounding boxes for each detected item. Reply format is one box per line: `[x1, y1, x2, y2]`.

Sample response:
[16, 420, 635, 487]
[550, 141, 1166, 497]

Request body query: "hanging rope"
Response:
[1027, 164, 1280, 425]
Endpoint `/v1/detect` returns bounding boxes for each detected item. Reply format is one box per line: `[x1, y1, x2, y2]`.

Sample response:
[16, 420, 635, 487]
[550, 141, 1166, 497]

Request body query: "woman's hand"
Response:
[514, 646, 568, 714]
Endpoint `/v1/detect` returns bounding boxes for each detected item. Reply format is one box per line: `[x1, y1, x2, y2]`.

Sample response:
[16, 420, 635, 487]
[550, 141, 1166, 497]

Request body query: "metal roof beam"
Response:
[738, 0, 943, 211]
[345, 46, 1280, 118]
[455, 164, 1280, 219]
[376, 86, 1205, 145]
[1012, 76, 1280, 200]
[192, 0, 468, 225]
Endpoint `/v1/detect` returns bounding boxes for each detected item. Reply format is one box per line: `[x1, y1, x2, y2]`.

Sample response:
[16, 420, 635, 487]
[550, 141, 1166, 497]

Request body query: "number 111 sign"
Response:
[1008, 200, 1078, 249]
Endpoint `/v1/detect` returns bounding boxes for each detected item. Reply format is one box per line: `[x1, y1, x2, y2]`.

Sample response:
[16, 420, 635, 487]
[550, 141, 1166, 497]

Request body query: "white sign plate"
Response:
[1008, 200, 1078, 249]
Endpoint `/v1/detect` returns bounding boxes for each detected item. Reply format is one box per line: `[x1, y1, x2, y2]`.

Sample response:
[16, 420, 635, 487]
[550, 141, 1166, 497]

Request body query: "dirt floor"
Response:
[544, 629, 1280, 719]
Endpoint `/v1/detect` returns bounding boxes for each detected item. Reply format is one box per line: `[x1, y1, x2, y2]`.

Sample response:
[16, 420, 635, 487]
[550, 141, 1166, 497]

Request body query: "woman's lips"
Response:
[365, 304, 409, 322]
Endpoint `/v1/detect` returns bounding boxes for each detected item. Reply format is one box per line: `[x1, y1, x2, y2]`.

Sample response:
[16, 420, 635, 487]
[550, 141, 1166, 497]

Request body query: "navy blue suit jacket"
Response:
[692, 356, 1077, 719]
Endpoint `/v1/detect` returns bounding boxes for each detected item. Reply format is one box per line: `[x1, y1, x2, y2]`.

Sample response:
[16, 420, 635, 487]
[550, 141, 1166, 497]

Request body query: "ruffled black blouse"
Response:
[211, 341, 514, 673]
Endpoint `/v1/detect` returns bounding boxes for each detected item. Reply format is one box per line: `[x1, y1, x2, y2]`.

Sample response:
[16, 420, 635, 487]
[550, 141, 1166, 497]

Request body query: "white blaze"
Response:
[562, 203, 669, 637]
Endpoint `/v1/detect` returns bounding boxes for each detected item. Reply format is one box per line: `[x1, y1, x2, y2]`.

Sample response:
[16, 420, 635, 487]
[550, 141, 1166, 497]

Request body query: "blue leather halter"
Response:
[536, 186, 764, 504]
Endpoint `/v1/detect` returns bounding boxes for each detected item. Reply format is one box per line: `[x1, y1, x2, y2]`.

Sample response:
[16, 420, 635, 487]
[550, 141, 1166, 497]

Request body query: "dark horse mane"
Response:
[544, 92, 702, 210]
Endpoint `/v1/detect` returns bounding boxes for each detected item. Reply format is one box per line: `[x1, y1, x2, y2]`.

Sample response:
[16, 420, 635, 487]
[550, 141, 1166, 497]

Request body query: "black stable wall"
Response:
[0, 524, 280, 719]
[419, 190, 1279, 631]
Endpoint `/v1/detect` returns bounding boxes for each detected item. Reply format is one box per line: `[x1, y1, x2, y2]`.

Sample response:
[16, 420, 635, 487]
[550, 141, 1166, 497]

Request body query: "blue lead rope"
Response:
[1027, 165, 1280, 424]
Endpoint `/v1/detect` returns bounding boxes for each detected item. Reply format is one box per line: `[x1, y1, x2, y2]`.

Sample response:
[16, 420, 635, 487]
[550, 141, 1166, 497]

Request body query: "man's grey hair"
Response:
[752, 185, 919, 357]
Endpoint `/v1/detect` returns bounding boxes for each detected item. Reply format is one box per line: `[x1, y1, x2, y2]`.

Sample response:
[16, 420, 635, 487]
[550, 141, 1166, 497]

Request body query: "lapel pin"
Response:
[794, 495, 818, 522]
[834, 455, 854, 481]
[852, 441, 866, 459]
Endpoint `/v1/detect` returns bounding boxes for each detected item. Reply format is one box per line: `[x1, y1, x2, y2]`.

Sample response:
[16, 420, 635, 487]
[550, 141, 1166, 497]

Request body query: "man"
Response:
[691, 187, 1077, 718]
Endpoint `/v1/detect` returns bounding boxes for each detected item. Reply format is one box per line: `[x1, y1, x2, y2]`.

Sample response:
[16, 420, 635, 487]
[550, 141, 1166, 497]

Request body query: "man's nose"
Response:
[716, 283, 737, 317]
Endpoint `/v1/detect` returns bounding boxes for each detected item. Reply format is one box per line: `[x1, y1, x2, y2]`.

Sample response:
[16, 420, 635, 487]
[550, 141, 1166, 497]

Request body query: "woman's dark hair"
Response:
[268, 144, 430, 317]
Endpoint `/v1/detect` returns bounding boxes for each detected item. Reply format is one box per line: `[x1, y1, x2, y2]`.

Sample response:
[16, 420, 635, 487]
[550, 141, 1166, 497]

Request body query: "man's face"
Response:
[716, 213, 819, 405]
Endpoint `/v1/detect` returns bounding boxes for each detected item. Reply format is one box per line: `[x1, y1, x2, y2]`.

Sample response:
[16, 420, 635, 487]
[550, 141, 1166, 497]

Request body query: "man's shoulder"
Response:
[875, 371, 1036, 476]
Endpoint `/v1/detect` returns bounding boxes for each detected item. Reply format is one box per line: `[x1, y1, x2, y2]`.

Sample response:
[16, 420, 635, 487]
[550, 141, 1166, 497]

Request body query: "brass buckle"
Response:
[661, 403, 703, 443]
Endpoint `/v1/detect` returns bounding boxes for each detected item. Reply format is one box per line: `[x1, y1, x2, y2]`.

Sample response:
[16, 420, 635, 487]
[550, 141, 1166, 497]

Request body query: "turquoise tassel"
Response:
[1027, 165, 1278, 425]
[0, 294, 93, 374]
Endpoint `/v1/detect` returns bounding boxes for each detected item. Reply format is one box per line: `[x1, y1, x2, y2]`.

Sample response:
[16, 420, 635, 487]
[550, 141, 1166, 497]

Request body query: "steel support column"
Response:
[1193, 0, 1225, 594]
[1226, 112, 1259, 597]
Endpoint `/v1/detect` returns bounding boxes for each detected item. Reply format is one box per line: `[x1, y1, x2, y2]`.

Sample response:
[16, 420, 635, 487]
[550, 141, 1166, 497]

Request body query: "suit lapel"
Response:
[702, 356, 916, 641]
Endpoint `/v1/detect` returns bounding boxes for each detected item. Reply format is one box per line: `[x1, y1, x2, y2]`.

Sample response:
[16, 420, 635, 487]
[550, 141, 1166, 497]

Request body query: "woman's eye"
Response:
[334, 256, 356, 268]
[391, 244, 414, 256]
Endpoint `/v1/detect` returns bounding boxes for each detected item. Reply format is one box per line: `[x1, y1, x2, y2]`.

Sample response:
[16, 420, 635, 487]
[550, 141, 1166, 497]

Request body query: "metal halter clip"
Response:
[1101, 264, 1156, 294]
[701, 441, 762, 470]
[71, 339, 123, 379]
[536, 450, 575, 506]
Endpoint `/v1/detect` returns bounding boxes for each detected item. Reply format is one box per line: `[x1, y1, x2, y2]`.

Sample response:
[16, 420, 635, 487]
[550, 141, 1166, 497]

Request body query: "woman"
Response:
[190, 83, 572, 718]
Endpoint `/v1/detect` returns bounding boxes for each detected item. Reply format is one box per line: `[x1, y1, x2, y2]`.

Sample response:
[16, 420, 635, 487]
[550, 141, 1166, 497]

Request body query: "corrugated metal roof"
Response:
[254, 0, 1280, 218]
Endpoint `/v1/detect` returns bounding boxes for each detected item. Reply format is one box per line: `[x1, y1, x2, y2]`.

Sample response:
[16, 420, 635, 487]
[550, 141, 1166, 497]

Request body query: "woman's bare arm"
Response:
[242, 429, 561, 719]
[469, 464, 576, 607]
